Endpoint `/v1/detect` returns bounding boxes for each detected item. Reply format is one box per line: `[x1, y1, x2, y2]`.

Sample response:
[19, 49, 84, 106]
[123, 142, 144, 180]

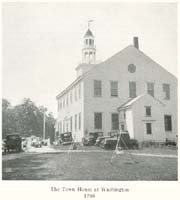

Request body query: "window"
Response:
[123, 111, 126, 119]
[163, 84, 170, 100]
[75, 86, 77, 101]
[70, 117, 72, 132]
[70, 90, 72, 103]
[60, 100, 62, 110]
[66, 122, 68, 132]
[94, 112, 102, 129]
[63, 97, 65, 108]
[60, 121, 62, 134]
[147, 82, 154, 97]
[94, 80, 102, 97]
[111, 81, 118, 97]
[63, 121, 65, 133]
[164, 115, 172, 131]
[85, 52, 88, 59]
[86, 39, 88, 45]
[111, 113, 119, 130]
[129, 82, 136, 98]
[145, 106, 151, 117]
[121, 124, 125, 131]
[146, 123, 152, 134]
[66, 93, 68, 106]
[75, 114, 77, 131]
[78, 83, 81, 99]
[79, 113, 81, 130]
[58, 101, 59, 112]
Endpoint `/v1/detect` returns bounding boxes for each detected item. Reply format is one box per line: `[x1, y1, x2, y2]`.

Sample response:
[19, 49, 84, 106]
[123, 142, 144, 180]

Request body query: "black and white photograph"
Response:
[1, 0, 178, 186]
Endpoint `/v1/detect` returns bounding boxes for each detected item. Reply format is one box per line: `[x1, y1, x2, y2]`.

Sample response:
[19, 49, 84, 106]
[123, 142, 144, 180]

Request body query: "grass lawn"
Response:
[2, 147, 177, 180]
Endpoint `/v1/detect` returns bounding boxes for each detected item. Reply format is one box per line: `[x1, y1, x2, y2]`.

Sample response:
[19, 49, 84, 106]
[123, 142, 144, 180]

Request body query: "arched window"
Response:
[89, 52, 93, 60]
[89, 39, 92, 45]
[85, 52, 88, 60]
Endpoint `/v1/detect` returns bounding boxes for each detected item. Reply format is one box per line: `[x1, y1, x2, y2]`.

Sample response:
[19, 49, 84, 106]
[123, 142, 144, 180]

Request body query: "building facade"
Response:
[56, 28, 177, 143]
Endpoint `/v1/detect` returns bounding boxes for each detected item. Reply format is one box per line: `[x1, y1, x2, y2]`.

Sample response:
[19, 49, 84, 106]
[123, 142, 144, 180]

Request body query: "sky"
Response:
[2, 2, 177, 117]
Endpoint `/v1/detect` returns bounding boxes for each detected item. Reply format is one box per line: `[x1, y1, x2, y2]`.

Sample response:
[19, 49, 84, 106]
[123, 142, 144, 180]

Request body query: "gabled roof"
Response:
[56, 76, 82, 99]
[117, 94, 164, 111]
[56, 44, 176, 99]
[117, 95, 144, 111]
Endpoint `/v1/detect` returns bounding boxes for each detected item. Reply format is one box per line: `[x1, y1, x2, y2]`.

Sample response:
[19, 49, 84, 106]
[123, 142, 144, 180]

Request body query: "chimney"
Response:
[133, 37, 139, 49]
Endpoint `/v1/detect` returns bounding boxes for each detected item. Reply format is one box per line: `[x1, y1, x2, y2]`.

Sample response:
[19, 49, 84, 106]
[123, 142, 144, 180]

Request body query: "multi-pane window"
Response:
[70, 117, 72, 132]
[146, 123, 152, 134]
[60, 100, 62, 110]
[147, 82, 154, 97]
[164, 115, 172, 131]
[111, 81, 118, 97]
[78, 83, 81, 99]
[145, 106, 151, 117]
[70, 90, 73, 103]
[121, 124, 125, 131]
[163, 84, 170, 100]
[58, 101, 59, 112]
[66, 122, 68, 132]
[75, 86, 77, 101]
[111, 113, 119, 130]
[94, 80, 102, 97]
[79, 113, 81, 130]
[60, 121, 62, 134]
[66, 93, 69, 106]
[129, 82, 136, 98]
[57, 122, 60, 134]
[63, 121, 65, 133]
[75, 114, 77, 131]
[63, 97, 65, 108]
[94, 112, 102, 129]
[124, 111, 126, 119]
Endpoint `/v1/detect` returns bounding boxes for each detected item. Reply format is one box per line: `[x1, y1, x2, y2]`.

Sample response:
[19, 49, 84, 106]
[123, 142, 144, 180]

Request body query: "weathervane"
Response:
[88, 20, 94, 29]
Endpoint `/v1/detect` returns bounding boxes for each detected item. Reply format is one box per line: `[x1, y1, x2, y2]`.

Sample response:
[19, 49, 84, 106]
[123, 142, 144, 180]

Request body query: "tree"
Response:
[2, 99, 16, 138]
[2, 98, 56, 141]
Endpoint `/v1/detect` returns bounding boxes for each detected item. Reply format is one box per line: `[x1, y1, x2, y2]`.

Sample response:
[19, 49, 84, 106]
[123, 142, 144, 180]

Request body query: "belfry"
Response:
[82, 21, 96, 64]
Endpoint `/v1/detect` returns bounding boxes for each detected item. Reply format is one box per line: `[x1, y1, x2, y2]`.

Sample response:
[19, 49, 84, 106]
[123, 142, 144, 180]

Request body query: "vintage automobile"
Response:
[2, 139, 7, 153]
[99, 131, 138, 150]
[95, 136, 111, 146]
[21, 137, 27, 150]
[99, 136, 118, 149]
[82, 132, 103, 146]
[4, 133, 22, 153]
[59, 132, 73, 145]
[31, 137, 42, 148]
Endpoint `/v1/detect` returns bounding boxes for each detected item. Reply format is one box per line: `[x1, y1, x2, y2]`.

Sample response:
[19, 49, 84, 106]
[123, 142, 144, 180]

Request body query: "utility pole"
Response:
[43, 109, 46, 140]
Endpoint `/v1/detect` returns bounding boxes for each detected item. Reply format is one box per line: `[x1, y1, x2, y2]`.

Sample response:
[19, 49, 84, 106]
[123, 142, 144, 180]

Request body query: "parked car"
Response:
[99, 131, 138, 150]
[83, 132, 103, 146]
[34, 140, 42, 148]
[21, 137, 27, 150]
[2, 139, 7, 153]
[95, 136, 111, 146]
[4, 133, 22, 153]
[31, 137, 42, 148]
[99, 136, 118, 149]
[59, 132, 73, 145]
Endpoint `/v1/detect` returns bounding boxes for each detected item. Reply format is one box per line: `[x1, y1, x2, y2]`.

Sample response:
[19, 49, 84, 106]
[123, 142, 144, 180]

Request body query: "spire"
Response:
[82, 20, 96, 64]
[84, 29, 94, 38]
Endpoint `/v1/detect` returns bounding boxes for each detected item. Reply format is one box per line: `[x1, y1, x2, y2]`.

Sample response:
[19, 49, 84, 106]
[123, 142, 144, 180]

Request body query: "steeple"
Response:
[82, 20, 96, 64]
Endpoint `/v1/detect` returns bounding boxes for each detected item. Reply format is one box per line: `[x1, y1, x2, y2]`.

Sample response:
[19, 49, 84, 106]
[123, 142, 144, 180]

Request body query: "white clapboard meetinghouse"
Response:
[56, 26, 177, 143]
